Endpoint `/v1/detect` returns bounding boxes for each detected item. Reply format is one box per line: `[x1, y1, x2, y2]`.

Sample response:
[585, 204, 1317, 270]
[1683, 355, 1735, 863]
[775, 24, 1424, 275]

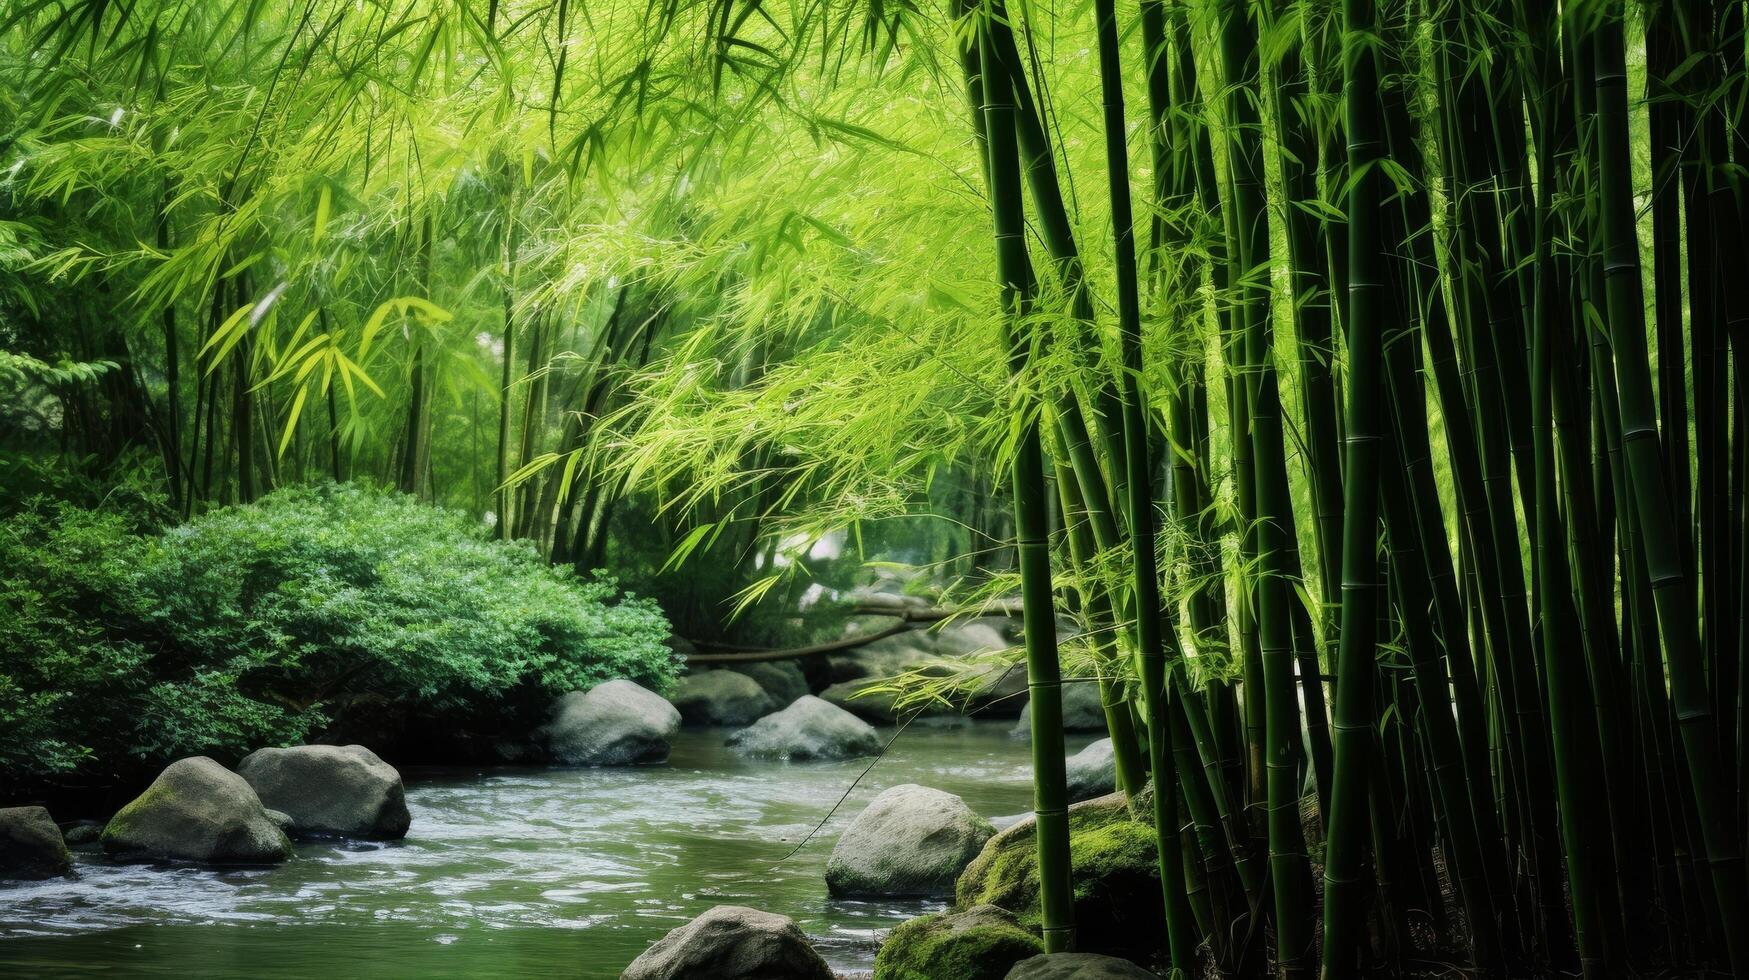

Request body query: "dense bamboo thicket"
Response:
[5, 0, 1749, 975]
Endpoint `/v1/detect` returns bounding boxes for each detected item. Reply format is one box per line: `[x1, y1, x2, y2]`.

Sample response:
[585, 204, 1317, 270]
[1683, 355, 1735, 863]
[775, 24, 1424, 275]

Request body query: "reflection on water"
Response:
[0, 723, 1084, 978]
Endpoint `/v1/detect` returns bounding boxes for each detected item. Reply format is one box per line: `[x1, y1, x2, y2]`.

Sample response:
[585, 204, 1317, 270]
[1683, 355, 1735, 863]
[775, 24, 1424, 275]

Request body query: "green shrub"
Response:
[0, 484, 676, 783]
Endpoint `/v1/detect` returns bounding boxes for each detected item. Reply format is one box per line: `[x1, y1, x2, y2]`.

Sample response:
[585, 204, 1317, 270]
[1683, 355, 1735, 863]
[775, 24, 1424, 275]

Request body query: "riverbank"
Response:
[0, 724, 1086, 978]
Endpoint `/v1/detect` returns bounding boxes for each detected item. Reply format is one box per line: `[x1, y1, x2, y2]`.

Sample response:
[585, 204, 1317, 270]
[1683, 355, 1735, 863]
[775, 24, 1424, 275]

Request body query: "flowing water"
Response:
[0, 722, 1088, 978]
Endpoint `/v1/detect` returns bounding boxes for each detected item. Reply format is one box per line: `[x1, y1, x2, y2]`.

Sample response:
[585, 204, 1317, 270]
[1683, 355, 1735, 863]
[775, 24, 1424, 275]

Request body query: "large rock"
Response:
[1012, 682, 1109, 737]
[730, 662, 810, 706]
[957, 793, 1162, 965]
[620, 905, 833, 980]
[821, 679, 905, 723]
[930, 620, 1011, 657]
[1006, 953, 1159, 979]
[0, 807, 73, 880]
[828, 784, 995, 897]
[237, 744, 410, 840]
[1064, 739, 1117, 803]
[967, 662, 1029, 719]
[727, 696, 882, 760]
[541, 680, 681, 766]
[825, 632, 936, 684]
[673, 670, 774, 726]
[874, 904, 1042, 980]
[102, 757, 291, 864]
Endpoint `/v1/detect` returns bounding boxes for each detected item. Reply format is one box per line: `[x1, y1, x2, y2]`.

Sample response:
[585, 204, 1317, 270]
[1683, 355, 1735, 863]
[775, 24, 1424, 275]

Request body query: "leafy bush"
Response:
[0, 485, 676, 783]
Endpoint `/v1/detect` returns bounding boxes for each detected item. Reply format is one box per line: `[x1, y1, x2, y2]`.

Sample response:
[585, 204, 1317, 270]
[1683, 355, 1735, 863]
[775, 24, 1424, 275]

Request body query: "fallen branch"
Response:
[686, 621, 913, 664]
[683, 597, 1025, 664]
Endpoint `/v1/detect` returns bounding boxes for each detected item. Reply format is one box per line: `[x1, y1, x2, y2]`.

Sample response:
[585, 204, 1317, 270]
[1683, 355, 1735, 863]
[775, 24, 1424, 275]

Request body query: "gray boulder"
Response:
[1013, 682, 1109, 737]
[931, 620, 1010, 657]
[825, 632, 935, 683]
[967, 662, 1029, 718]
[102, 757, 291, 864]
[1065, 738, 1117, 803]
[730, 661, 810, 706]
[0, 807, 73, 880]
[542, 680, 681, 766]
[826, 784, 994, 897]
[823, 677, 967, 725]
[673, 670, 774, 726]
[620, 905, 833, 980]
[1006, 954, 1159, 979]
[820, 679, 905, 723]
[237, 744, 410, 840]
[728, 696, 882, 760]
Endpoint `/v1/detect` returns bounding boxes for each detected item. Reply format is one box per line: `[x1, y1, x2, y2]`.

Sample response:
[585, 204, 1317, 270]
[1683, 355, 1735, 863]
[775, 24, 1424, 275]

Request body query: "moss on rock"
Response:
[954, 793, 1163, 966]
[873, 904, 1043, 980]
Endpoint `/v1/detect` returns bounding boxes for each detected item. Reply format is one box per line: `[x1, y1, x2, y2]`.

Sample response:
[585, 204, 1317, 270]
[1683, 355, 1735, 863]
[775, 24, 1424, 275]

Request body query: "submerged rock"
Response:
[1012, 682, 1109, 737]
[620, 904, 834, 980]
[1064, 738, 1117, 803]
[873, 904, 1042, 980]
[542, 680, 681, 766]
[102, 757, 291, 864]
[727, 696, 882, 760]
[0, 806, 74, 880]
[729, 661, 810, 706]
[957, 792, 1162, 965]
[673, 670, 774, 726]
[237, 744, 410, 840]
[827, 784, 994, 897]
[59, 820, 103, 848]
[1005, 953, 1159, 979]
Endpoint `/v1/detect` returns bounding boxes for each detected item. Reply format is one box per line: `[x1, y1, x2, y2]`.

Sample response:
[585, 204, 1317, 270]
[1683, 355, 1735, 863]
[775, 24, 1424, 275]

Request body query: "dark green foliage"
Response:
[0, 484, 675, 784]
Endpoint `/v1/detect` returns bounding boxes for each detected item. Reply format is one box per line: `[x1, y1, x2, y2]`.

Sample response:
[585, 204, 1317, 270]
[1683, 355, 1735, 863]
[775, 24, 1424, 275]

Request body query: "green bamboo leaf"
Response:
[277, 384, 309, 457]
[313, 184, 332, 245]
[199, 302, 255, 369]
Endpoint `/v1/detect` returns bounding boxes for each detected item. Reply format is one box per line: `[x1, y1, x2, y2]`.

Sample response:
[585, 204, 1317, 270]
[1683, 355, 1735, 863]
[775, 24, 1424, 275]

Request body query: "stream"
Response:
[0, 722, 1086, 978]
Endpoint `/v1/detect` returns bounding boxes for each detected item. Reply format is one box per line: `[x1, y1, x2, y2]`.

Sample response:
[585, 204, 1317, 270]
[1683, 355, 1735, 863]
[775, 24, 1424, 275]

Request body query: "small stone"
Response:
[620, 905, 833, 979]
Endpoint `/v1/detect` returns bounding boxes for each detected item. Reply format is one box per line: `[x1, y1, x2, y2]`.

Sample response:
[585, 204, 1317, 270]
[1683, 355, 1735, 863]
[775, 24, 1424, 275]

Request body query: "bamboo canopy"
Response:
[4, 0, 1749, 974]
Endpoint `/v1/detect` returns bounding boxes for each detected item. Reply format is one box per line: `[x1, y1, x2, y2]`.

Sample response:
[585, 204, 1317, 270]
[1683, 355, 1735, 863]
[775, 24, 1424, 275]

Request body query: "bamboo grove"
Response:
[950, 0, 1749, 973]
[5, 0, 1749, 975]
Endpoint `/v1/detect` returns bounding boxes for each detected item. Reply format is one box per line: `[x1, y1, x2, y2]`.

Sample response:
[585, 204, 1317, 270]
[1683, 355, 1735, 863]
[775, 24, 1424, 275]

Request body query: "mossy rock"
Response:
[955, 793, 1162, 965]
[873, 904, 1043, 980]
[102, 757, 292, 865]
